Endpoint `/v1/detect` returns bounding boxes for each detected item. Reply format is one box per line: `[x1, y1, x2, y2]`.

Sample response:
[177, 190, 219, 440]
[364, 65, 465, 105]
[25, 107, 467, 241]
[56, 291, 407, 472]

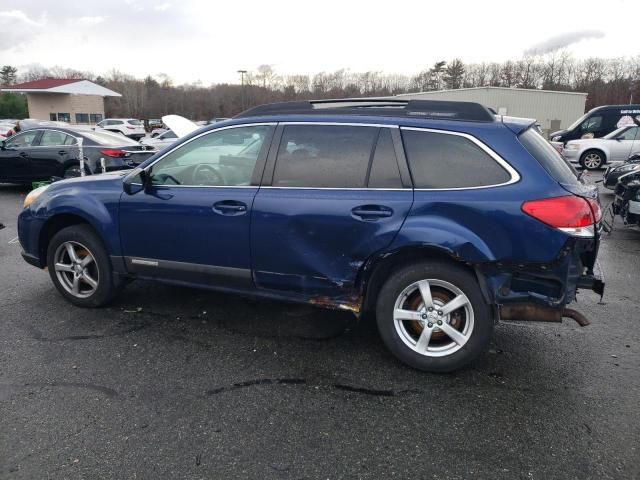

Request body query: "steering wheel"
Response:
[154, 173, 181, 185]
[192, 164, 224, 186]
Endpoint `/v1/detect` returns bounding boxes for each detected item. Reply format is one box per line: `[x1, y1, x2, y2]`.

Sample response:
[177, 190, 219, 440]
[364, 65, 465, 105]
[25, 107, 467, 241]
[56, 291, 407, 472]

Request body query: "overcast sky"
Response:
[0, 0, 637, 85]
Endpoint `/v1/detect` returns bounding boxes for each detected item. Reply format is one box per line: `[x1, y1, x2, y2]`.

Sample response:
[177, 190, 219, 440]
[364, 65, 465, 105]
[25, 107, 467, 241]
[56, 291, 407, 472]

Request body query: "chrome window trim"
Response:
[400, 126, 521, 191]
[33, 128, 78, 147]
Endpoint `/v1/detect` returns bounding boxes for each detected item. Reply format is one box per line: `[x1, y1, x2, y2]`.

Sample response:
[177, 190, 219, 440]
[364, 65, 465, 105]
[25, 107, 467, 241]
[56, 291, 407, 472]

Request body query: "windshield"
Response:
[604, 126, 629, 139]
[567, 112, 589, 131]
[80, 130, 140, 146]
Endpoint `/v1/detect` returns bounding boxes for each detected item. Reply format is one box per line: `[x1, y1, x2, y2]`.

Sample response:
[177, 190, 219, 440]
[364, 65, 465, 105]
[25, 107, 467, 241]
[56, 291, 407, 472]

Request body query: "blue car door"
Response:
[251, 123, 413, 298]
[119, 124, 275, 287]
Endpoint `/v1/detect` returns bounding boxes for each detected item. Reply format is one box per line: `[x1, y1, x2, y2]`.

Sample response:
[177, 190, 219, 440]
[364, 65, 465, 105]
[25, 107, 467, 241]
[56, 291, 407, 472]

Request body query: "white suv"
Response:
[96, 118, 146, 140]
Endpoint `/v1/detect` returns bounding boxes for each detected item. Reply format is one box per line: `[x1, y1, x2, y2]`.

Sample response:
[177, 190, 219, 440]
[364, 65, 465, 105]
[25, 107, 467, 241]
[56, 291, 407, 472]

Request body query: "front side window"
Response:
[402, 129, 512, 189]
[149, 125, 272, 186]
[5, 130, 39, 148]
[272, 125, 377, 188]
[39, 130, 77, 146]
[581, 115, 602, 132]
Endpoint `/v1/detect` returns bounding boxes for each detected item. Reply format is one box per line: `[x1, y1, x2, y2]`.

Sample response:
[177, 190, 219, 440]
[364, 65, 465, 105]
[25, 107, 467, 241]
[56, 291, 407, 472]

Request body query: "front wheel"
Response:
[376, 261, 493, 372]
[47, 225, 120, 307]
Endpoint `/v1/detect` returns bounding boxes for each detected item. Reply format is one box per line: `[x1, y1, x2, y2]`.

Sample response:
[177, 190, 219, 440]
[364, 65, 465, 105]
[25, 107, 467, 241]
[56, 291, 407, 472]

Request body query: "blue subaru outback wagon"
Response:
[18, 99, 604, 372]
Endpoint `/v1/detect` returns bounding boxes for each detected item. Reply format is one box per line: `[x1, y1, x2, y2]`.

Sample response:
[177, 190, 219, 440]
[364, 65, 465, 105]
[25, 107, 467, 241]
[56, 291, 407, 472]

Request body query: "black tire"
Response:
[375, 261, 493, 373]
[63, 164, 82, 178]
[46, 224, 120, 307]
[580, 149, 605, 170]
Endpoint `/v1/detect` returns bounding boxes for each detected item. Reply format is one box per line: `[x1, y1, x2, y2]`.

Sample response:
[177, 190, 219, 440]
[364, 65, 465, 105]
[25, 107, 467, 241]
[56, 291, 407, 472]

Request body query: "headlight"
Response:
[566, 143, 579, 150]
[551, 136, 561, 142]
[23, 185, 50, 209]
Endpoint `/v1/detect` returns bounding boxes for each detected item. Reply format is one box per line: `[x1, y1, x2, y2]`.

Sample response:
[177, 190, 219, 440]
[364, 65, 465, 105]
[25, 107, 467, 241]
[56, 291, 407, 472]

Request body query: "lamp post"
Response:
[237, 69, 247, 111]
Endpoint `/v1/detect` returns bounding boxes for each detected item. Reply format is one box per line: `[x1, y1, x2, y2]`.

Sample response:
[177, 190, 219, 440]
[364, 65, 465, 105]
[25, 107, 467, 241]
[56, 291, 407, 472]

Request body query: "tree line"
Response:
[1, 53, 639, 121]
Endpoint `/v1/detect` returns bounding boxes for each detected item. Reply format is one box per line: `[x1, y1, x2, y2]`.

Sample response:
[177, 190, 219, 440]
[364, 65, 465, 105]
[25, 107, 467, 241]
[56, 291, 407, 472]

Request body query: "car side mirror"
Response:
[122, 168, 147, 195]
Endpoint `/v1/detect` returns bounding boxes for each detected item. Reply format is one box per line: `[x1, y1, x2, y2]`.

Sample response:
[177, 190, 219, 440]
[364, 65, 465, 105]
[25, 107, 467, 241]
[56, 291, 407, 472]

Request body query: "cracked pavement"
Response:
[0, 171, 639, 479]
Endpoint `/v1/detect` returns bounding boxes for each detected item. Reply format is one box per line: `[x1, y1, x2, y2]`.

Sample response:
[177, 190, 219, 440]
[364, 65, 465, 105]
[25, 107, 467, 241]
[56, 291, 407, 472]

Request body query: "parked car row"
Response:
[0, 126, 155, 183]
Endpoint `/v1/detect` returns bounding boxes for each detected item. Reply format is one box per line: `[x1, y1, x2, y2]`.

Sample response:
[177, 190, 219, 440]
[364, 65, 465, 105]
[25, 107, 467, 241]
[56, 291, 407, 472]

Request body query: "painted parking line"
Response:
[8, 236, 19, 244]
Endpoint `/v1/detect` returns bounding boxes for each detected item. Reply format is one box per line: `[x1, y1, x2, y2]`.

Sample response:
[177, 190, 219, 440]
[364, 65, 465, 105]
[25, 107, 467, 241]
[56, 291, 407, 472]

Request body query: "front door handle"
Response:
[213, 200, 247, 216]
[19, 152, 29, 158]
[351, 204, 394, 220]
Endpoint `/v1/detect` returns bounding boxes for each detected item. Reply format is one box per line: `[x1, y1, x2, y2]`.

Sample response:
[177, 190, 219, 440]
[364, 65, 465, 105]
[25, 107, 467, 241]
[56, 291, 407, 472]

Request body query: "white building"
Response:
[394, 87, 587, 137]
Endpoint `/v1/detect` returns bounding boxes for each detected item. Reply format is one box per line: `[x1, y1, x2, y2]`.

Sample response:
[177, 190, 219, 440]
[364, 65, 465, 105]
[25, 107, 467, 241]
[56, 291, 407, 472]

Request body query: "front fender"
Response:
[33, 186, 122, 255]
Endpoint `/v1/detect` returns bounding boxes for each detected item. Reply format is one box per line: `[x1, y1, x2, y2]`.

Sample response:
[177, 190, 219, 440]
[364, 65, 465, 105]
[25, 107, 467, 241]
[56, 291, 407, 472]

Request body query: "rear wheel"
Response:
[47, 225, 120, 307]
[376, 261, 493, 372]
[580, 150, 605, 170]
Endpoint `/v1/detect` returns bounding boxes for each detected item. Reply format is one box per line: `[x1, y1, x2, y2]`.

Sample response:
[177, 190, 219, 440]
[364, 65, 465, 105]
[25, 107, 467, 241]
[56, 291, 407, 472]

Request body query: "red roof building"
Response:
[1, 78, 121, 124]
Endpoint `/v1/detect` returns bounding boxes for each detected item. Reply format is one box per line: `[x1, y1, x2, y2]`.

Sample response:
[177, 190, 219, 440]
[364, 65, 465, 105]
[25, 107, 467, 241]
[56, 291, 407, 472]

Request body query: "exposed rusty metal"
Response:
[500, 303, 563, 323]
[308, 295, 362, 314]
[500, 303, 590, 327]
[562, 308, 590, 326]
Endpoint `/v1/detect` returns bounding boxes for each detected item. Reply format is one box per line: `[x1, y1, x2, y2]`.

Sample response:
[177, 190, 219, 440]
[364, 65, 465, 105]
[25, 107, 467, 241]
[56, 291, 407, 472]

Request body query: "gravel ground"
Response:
[0, 170, 638, 479]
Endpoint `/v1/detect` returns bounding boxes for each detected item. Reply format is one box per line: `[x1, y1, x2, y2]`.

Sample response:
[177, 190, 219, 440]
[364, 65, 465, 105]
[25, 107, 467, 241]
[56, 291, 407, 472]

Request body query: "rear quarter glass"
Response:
[518, 127, 580, 184]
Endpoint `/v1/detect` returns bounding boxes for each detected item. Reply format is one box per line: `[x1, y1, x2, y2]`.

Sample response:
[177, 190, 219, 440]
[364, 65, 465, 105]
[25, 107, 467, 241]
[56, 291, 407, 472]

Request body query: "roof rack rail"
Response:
[235, 98, 495, 122]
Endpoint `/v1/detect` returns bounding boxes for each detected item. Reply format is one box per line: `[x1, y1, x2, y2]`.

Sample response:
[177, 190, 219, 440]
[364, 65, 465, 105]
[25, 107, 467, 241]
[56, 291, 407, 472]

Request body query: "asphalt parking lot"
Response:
[0, 170, 639, 480]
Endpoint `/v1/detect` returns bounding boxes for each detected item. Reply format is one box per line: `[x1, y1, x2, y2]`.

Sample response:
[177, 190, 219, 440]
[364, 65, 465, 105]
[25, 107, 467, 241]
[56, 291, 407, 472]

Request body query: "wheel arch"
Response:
[358, 245, 491, 315]
[580, 148, 607, 166]
[38, 213, 94, 265]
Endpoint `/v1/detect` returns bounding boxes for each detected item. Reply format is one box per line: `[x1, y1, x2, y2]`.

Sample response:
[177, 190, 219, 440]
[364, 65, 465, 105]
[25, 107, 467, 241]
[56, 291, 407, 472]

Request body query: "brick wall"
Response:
[26, 93, 106, 124]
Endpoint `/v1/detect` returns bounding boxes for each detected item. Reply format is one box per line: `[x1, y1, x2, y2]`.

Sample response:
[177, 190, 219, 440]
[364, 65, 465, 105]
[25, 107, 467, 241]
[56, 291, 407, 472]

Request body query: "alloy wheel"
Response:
[53, 241, 100, 298]
[583, 153, 603, 169]
[393, 279, 474, 357]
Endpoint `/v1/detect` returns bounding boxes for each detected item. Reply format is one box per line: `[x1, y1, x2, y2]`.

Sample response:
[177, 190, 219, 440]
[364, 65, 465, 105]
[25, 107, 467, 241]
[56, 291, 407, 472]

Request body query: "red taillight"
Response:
[126, 126, 136, 130]
[99, 149, 126, 158]
[586, 198, 602, 223]
[522, 195, 597, 237]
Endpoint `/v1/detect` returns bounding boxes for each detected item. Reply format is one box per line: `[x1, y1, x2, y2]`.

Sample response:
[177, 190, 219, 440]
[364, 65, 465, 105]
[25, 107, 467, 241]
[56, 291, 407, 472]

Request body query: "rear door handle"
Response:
[58, 150, 68, 155]
[213, 200, 247, 215]
[351, 204, 394, 220]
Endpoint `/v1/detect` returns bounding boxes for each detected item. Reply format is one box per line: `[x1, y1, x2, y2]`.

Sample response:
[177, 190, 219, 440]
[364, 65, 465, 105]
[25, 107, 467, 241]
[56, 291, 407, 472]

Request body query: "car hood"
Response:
[566, 138, 609, 148]
[161, 115, 199, 138]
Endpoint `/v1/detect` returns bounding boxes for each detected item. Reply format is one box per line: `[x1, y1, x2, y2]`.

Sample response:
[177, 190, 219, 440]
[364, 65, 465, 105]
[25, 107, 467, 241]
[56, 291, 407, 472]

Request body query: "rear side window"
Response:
[519, 127, 579, 184]
[402, 129, 511, 189]
[127, 119, 142, 126]
[272, 125, 377, 188]
[368, 129, 402, 188]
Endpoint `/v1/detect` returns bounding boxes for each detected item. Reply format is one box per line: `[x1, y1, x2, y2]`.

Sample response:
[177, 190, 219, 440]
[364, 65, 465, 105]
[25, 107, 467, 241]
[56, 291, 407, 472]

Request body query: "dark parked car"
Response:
[17, 99, 604, 372]
[0, 127, 155, 184]
[603, 152, 640, 189]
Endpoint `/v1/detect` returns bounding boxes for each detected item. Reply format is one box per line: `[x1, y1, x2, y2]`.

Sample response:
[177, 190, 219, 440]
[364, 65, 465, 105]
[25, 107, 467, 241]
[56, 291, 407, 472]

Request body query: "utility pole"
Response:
[237, 69, 247, 111]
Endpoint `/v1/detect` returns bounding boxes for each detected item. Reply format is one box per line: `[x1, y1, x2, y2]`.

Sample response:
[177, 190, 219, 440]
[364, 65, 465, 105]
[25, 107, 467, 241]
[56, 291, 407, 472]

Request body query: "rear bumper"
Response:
[479, 237, 602, 309]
